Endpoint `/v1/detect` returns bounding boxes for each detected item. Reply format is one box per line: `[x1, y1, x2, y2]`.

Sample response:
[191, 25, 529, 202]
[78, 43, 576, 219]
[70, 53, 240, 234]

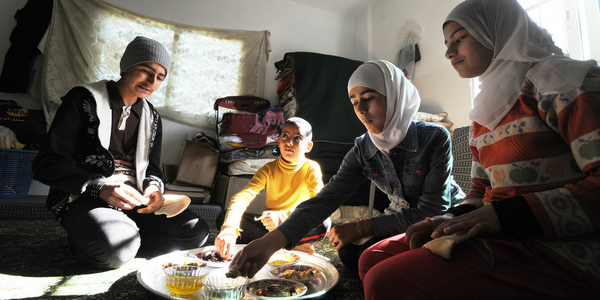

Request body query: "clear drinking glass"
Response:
[201, 275, 250, 300]
[164, 265, 209, 296]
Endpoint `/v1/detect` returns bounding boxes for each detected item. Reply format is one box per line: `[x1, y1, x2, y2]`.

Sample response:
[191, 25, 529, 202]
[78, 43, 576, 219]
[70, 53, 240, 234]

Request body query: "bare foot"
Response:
[294, 243, 315, 255]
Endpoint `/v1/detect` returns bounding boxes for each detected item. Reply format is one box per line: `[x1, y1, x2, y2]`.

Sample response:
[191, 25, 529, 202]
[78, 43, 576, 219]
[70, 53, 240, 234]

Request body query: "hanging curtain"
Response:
[41, 0, 271, 128]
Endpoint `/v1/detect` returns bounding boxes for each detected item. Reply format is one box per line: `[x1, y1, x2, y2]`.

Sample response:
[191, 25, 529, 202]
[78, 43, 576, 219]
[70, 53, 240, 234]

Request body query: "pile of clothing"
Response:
[215, 97, 283, 176]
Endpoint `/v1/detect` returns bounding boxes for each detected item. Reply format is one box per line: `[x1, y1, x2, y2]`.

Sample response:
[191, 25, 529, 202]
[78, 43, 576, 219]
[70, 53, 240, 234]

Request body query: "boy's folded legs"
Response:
[62, 196, 209, 269]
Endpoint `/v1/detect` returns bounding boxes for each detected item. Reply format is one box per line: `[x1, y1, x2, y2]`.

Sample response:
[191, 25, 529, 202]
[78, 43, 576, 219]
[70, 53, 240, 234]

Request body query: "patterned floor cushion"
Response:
[451, 125, 473, 194]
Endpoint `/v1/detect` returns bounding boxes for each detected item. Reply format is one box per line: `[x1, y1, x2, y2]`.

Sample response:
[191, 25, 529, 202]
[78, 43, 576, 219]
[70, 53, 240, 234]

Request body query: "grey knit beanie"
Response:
[120, 36, 171, 75]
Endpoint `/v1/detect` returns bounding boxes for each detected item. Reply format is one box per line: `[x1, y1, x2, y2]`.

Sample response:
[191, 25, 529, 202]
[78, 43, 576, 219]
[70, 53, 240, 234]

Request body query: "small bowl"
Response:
[202, 275, 250, 300]
[246, 279, 308, 299]
[163, 265, 209, 296]
[269, 265, 320, 283]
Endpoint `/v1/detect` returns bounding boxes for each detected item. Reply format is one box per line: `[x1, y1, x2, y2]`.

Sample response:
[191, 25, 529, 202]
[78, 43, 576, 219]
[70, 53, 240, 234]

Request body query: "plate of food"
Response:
[189, 248, 234, 268]
[266, 251, 301, 266]
[269, 265, 320, 283]
[138, 246, 340, 299]
[246, 279, 308, 299]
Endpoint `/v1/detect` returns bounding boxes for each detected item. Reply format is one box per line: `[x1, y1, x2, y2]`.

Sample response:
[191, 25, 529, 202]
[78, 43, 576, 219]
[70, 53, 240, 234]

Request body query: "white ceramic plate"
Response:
[137, 246, 339, 299]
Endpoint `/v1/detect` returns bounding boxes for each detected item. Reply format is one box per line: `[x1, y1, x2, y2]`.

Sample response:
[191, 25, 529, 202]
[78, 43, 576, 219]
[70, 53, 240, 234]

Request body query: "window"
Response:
[470, 0, 599, 105]
[42, 0, 270, 128]
[518, 0, 600, 60]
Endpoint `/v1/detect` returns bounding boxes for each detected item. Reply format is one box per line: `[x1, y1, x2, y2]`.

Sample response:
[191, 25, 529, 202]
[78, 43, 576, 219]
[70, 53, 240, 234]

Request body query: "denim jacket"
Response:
[278, 121, 464, 247]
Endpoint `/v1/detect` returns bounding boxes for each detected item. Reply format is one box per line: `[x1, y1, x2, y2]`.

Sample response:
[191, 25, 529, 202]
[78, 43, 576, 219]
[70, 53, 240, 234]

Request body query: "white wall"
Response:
[102, 0, 358, 164]
[354, 0, 472, 128]
[0, 0, 357, 195]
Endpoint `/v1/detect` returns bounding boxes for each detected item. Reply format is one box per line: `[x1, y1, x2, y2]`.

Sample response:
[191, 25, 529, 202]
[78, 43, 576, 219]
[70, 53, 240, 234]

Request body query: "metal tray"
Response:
[137, 245, 340, 299]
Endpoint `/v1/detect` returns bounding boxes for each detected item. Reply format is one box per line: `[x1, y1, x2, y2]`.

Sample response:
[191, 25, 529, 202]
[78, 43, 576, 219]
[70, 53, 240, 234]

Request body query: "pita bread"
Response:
[154, 194, 192, 218]
[422, 233, 473, 259]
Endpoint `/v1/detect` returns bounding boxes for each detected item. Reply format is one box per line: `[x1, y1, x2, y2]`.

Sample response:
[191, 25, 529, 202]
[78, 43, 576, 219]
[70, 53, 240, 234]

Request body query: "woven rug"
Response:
[0, 196, 222, 222]
[0, 195, 55, 219]
[0, 206, 364, 299]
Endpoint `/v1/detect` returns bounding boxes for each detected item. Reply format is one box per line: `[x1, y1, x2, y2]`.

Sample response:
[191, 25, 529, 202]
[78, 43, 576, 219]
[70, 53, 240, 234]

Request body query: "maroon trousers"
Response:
[359, 233, 598, 300]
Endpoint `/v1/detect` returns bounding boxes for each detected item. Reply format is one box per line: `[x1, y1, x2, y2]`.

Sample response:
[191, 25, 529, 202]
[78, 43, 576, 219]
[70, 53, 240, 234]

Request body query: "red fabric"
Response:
[277, 74, 292, 95]
[359, 234, 598, 300]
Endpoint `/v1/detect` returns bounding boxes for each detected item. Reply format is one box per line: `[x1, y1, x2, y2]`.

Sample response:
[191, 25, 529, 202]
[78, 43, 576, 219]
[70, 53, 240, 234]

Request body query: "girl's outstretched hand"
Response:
[230, 229, 288, 278]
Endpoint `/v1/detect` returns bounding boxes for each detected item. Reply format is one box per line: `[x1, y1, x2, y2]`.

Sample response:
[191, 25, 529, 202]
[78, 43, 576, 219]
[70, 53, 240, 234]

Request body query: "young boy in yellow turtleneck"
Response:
[215, 117, 331, 257]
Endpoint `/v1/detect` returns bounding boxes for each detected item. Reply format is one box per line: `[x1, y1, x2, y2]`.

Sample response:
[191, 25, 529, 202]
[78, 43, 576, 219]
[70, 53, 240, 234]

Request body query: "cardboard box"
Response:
[161, 163, 179, 183]
[212, 175, 266, 214]
[175, 140, 219, 188]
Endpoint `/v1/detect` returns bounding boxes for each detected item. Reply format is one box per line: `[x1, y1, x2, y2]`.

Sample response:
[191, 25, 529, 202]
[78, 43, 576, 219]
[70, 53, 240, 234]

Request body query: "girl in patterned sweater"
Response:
[358, 0, 600, 299]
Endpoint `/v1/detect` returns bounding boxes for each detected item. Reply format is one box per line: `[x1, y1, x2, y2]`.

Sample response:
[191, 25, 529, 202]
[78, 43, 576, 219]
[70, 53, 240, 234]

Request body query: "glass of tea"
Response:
[164, 265, 209, 296]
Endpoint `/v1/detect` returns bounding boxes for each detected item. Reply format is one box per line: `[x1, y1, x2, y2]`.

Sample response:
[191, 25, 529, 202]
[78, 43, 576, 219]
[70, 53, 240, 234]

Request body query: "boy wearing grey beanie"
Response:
[120, 36, 171, 75]
[33, 36, 209, 270]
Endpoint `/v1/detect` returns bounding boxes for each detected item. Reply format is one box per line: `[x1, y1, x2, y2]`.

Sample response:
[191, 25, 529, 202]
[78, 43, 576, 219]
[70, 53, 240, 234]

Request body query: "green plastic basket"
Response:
[0, 148, 38, 198]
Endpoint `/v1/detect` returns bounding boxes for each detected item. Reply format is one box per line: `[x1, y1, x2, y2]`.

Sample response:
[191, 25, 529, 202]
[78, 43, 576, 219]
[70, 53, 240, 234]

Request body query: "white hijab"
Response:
[445, 0, 596, 130]
[348, 60, 421, 154]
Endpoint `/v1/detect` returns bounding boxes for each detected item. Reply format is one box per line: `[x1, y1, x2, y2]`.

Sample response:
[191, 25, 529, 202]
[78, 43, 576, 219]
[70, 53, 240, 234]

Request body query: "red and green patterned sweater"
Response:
[463, 65, 600, 283]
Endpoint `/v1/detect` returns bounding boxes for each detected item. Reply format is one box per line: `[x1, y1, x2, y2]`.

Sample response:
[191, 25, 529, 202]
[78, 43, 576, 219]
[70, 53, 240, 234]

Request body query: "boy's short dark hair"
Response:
[283, 117, 313, 140]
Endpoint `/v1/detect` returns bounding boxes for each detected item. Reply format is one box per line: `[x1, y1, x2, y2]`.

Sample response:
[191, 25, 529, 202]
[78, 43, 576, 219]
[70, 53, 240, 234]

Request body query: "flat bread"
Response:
[154, 194, 191, 218]
[422, 233, 473, 259]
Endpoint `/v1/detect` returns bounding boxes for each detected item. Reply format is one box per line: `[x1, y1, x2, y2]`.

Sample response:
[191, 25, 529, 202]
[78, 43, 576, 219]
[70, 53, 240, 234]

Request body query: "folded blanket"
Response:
[275, 52, 365, 143]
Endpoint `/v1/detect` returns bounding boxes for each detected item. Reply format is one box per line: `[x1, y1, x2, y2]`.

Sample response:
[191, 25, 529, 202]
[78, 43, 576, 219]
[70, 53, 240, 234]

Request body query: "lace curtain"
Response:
[42, 0, 271, 128]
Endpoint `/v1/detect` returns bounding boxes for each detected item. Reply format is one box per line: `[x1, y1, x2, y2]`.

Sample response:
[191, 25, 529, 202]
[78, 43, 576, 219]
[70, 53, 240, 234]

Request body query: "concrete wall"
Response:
[354, 0, 472, 128]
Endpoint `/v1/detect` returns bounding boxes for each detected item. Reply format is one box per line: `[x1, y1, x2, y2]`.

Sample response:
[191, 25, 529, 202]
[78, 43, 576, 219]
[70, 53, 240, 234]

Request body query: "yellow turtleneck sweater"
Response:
[222, 156, 323, 234]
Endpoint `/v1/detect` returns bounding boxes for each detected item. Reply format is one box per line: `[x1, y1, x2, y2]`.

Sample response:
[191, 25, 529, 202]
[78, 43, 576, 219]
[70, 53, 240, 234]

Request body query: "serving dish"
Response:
[137, 245, 339, 299]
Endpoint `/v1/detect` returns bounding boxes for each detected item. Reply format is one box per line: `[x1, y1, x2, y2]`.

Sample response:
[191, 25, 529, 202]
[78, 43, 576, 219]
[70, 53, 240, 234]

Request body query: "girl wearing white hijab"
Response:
[346, 60, 420, 155]
[326, 60, 464, 271]
[228, 60, 464, 276]
[359, 1, 600, 299]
